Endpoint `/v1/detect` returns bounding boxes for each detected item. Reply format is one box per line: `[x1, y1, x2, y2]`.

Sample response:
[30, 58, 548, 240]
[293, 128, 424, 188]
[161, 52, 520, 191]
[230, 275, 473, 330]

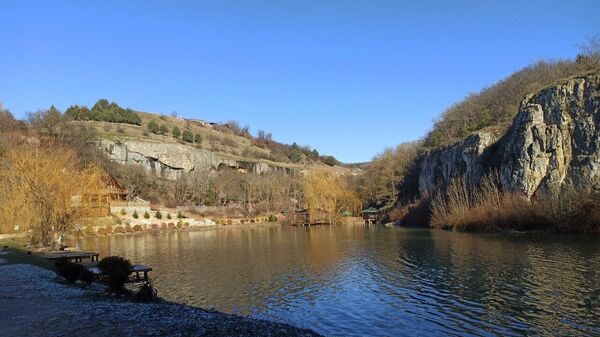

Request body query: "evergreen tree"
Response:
[182, 130, 194, 143]
[289, 142, 302, 163]
[147, 120, 160, 134]
[159, 124, 169, 134]
[172, 126, 181, 138]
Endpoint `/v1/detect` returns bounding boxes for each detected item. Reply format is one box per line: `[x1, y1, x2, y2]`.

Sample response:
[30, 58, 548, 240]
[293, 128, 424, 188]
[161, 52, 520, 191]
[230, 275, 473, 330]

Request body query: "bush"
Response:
[176, 222, 183, 228]
[227, 219, 233, 225]
[133, 224, 143, 232]
[164, 223, 172, 229]
[182, 130, 194, 143]
[148, 120, 160, 134]
[98, 256, 132, 293]
[177, 211, 183, 219]
[105, 223, 113, 234]
[135, 283, 158, 302]
[240, 219, 246, 224]
[113, 226, 125, 234]
[195, 133, 202, 144]
[268, 215, 278, 222]
[155, 211, 162, 219]
[166, 213, 172, 219]
[159, 124, 169, 135]
[170, 222, 177, 229]
[133, 210, 139, 219]
[120, 208, 127, 216]
[84, 226, 95, 235]
[172, 126, 181, 138]
[144, 211, 150, 219]
[184, 222, 190, 227]
[250, 219, 255, 223]
[55, 259, 95, 286]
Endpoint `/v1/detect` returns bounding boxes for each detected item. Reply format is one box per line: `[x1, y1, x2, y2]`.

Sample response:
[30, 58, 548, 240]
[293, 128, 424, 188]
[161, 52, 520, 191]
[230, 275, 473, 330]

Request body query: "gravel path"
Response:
[0, 264, 322, 337]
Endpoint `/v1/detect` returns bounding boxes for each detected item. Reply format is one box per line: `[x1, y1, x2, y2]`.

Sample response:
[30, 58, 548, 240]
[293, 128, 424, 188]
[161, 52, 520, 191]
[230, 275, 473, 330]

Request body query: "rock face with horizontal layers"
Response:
[101, 140, 297, 179]
[418, 132, 496, 193]
[419, 72, 600, 199]
[500, 73, 600, 198]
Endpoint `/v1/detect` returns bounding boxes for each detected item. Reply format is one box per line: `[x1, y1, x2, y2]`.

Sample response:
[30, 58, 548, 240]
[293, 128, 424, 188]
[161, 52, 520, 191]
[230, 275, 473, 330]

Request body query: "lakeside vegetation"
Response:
[354, 38, 600, 232]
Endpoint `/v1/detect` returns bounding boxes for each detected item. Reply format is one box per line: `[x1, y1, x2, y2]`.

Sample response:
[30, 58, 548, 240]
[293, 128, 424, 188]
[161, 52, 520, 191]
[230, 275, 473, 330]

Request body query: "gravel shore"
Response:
[0, 264, 322, 337]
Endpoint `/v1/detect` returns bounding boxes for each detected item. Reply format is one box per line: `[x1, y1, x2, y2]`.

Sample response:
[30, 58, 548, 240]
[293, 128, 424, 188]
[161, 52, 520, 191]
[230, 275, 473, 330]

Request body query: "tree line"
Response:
[65, 99, 142, 125]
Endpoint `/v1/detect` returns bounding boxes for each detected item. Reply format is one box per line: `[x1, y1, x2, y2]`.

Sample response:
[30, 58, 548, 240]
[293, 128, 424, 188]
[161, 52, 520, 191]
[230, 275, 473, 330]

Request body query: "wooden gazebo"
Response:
[360, 207, 379, 225]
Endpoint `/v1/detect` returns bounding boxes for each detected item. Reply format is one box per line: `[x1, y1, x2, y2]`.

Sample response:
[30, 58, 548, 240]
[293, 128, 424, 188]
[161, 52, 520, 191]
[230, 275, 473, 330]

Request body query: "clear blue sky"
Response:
[1, 1, 598, 162]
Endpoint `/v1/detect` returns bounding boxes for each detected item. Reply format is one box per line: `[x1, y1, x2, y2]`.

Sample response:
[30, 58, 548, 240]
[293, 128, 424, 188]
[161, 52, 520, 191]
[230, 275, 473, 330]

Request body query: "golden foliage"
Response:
[303, 170, 361, 225]
[0, 142, 104, 248]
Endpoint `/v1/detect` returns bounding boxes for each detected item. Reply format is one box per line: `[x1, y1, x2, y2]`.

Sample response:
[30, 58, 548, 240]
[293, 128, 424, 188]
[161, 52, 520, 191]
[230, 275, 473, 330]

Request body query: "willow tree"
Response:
[0, 142, 103, 249]
[303, 170, 361, 225]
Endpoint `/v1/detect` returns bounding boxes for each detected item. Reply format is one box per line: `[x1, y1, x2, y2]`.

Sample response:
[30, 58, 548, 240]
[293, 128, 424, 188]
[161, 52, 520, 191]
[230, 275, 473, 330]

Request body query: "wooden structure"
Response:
[80, 175, 129, 217]
[41, 251, 100, 262]
[361, 207, 379, 225]
[280, 209, 311, 226]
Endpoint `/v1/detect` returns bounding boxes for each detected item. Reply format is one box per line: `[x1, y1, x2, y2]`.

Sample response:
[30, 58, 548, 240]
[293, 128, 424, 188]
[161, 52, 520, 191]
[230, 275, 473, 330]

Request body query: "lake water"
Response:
[72, 224, 600, 336]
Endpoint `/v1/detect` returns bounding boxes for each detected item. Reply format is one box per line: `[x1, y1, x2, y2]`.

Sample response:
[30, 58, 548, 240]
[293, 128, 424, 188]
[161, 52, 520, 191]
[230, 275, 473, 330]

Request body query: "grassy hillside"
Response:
[424, 56, 600, 149]
[68, 105, 340, 167]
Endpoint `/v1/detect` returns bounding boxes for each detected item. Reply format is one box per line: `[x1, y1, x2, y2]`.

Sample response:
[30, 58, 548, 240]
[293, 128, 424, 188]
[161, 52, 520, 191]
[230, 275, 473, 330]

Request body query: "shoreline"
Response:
[0, 263, 322, 337]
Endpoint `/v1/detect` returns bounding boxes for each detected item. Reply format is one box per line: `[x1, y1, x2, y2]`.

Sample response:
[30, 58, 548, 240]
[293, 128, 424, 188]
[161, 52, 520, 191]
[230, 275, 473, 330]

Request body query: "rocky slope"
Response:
[101, 139, 298, 180]
[418, 71, 600, 199]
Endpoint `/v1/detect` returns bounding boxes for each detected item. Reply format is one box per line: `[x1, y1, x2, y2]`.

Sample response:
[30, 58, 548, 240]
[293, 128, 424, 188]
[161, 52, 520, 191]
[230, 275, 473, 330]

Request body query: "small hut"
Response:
[280, 209, 310, 226]
[360, 207, 379, 225]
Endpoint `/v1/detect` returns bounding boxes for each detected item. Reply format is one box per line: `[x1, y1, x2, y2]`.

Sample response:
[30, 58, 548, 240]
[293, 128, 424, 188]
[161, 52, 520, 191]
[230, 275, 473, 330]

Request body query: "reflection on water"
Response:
[72, 225, 600, 337]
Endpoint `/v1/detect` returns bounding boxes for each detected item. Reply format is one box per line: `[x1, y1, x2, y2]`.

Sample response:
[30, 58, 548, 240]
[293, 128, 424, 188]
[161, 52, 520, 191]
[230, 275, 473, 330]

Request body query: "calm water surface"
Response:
[73, 225, 600, 336]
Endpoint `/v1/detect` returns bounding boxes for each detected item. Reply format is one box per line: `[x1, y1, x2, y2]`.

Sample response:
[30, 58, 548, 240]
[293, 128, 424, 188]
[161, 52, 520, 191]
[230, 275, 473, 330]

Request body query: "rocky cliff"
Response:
[101, 139, 298, 179]
[419, 71, 600, 198]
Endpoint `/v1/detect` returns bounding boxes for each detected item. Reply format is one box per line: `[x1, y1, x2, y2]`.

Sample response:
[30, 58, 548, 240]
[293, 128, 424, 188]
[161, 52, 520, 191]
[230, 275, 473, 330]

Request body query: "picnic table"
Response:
[83, 262, 153, 283]
[41, 251, 100, 262]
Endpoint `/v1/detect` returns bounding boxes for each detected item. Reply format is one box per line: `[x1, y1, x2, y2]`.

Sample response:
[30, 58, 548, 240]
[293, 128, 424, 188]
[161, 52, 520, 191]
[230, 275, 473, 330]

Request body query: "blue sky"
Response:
[1, 1, 598, 162]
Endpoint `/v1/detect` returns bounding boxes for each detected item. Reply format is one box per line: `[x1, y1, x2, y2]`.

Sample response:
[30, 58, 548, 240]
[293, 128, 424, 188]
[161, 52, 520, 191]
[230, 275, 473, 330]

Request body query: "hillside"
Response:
[424, 55, 600, 149]
[63, 101, 346, 179]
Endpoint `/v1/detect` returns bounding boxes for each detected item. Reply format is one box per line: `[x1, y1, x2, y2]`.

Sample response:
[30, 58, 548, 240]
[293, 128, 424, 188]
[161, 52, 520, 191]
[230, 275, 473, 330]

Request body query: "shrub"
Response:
[153, 223, 161, 230]
[135, 282, 158, 302]
[240, 219, 246, 224]
[133, 224, 143, 232]
[182, 130, 194, 143]
[105, 224, 113, 234]
[120, 208, 127, 216]
[133, 210, 139, 219]
[268, 215, 278, 222]
[55, 258, 81, 284]
[155, 211, 162, 219]
[144, 211, 150, 219]
[166, 213, 172, 219]
[159, 124, 169, 135]
[148, 120, 160, 134]
[184, 222, 190, 227]
[113, 226, 125, 234]
[98, 256, 131, 293]
[164, 223, 171, 229]
[125, 224, 133, 232]
[195, 133, 202, 144]
[250, 219, 255, 223]
[97, 227, 107, 235]
[227, 219, 233, 225]
[79, 268, 95, 287]
[177, 211, 183, 219]
[169, 222, 177, 229]
[172, 126, 181, 138]
[176, 222, 183, 228]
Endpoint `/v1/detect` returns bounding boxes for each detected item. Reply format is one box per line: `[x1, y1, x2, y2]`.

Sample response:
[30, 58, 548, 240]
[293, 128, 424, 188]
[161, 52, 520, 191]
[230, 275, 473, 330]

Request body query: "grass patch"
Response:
[0, 237, 55, 270]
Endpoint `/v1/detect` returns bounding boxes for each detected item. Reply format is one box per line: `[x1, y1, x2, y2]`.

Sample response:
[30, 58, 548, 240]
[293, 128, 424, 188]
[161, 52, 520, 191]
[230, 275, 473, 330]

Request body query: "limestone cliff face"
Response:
[418, 132, 496, 193]
[500, 73, 600, 198]
[101, 140, 297, 179]
[418, 72, 600, 199]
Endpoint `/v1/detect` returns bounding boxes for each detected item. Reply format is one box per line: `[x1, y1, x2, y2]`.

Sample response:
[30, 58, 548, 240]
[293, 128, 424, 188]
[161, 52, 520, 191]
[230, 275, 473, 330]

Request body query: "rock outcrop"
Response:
[419, 72, 600, 198]
[500, 73, 600, 198]
[101, 140, 297, 179]
[418, 132, 496, 193]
